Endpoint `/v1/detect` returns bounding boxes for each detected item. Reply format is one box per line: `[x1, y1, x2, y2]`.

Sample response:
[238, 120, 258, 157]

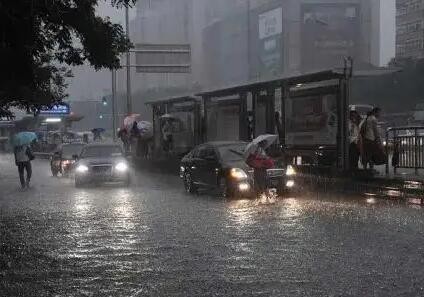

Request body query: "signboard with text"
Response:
[253, 6, 284, 78]
[135, 44, 191, 73]
[38, 103, 70, 116]
[301, 3, 360, 72]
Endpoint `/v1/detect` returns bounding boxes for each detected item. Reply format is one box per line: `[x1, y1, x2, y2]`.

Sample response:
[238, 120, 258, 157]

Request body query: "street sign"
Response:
[38, 103, 70, 115]
[134, 44, 191, 73]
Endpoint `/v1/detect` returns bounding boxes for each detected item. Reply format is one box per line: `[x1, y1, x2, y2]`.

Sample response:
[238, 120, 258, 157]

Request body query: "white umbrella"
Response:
[123, 114, 141, 130]
[244, 134, 278, 159]
[137, 121, 153, 139]
[160, 114, 178, 121]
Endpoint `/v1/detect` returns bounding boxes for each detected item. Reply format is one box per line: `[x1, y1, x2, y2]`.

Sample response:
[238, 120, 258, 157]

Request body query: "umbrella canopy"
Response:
[160, 114, 178, 121]
[137, 121, 153, 139]
[13, 132, 37, 147]
[244, 134, 278, 159]
[124, 114, 141, 130]
[91, 128, 106, 133]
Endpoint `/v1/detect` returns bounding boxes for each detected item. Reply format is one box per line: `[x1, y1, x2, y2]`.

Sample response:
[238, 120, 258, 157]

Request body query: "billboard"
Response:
[301, 3, 360, 71]
[286, 93, 338, 146]
[251, 5, 284, 79]
[135, 44, 191, 73]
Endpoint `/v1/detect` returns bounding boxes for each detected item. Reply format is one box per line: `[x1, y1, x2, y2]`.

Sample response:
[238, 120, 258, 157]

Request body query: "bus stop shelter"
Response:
[197, 67, 400, 173]
[197, 68, 354, 172]
[145, 95, 202, 158]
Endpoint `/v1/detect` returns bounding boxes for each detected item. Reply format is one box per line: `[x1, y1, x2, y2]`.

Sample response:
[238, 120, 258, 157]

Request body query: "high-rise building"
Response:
[125, 0, 394, 103]
[396, 0, 424, 59]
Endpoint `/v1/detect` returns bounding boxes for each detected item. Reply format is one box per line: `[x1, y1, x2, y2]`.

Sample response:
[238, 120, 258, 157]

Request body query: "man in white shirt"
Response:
[349, 111, 361, 170]
[360, 107, 382, 169]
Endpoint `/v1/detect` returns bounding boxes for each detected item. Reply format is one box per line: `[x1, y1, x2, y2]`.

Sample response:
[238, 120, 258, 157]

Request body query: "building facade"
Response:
[125, 0, 392, 104]
[396, 0, 424, 59]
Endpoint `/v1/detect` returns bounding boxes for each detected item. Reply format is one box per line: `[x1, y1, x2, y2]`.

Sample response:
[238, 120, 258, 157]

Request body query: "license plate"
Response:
[270, 179, 280, 187]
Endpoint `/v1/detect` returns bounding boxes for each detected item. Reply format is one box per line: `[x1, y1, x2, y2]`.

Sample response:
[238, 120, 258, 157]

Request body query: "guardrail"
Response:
[385, 126, 424, 175]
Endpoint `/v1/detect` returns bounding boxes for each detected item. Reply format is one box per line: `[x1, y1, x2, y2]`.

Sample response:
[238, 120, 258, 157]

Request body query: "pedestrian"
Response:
[360, 107, 385, 169]
[349, 110, 361, 170]
[247, 111, 254, 141]
[14, 144, 34, 189]
[246, 140, 275, 198]
[118, 128, 130, 153]
[161, 119, 173, 152]
[130, 122, 139, 153]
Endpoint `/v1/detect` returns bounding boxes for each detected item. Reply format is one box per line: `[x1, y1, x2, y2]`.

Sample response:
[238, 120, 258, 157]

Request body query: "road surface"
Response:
[1, 154, 423, 296]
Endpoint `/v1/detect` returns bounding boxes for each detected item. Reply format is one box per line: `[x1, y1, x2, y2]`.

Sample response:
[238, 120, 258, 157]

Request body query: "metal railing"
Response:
[385, 126, 424, 175]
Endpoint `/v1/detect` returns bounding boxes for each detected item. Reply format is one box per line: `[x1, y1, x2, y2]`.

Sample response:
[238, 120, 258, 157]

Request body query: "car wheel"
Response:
[184, 172, 197, 194]
[52, 170, 58, 177]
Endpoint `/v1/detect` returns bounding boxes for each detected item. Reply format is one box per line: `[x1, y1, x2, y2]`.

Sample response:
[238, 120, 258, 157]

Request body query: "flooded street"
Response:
[1, 155, 423, 296]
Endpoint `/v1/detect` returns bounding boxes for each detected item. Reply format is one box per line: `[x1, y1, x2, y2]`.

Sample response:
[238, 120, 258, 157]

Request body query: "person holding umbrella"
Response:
[245, 134, 277, 199]
[13, 132, 36, 189]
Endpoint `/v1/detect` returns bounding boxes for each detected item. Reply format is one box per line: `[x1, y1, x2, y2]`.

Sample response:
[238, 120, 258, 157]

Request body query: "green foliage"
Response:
[0, 0, 136, 112]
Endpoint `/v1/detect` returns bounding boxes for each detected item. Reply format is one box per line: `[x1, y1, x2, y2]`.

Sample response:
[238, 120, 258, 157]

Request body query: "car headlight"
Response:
[230, 168, 248, 180]
[286, 165, 296, 176]
[115, 162, 128, 172]
[238, 182, 250, 191]
[62, 160, 74, 166]
[76, 164, 89, 173]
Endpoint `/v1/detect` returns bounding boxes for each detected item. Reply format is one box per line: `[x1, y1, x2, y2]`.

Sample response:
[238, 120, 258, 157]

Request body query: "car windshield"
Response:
[81, 146, 122, 158]
[217, 144, 246, 162]
[62, 144, 85, 159]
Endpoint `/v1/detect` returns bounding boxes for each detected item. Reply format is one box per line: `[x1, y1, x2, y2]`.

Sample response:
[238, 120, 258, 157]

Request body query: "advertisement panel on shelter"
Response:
[207, 104, 240, 142]
[286, 93, 337, 146]
[301, 3, 360, 72]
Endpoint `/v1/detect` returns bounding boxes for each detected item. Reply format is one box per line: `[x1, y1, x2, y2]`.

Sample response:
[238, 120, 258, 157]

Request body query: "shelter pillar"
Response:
[266, 88, 275, 134]
[239, 92, 248, 141]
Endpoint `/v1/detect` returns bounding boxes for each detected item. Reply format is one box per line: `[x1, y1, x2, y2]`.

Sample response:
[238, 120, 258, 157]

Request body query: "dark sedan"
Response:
[180, 141, 296, 198]
[74, 144, 131, 187]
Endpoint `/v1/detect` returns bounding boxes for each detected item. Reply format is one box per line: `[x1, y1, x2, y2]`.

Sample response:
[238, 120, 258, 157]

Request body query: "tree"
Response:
[0, 0, 136, 112]
[352, 57, 424, 113]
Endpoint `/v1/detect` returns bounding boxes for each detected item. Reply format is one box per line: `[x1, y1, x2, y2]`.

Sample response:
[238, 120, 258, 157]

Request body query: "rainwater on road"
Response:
[0, 154, 423, 297]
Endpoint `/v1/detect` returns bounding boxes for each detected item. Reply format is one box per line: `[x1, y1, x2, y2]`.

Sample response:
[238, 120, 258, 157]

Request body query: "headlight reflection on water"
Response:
[227, 199, 256, 228]
[113, 190, 136, 233]
[280, 198, 303, 219]
[73, 191, 92, 216]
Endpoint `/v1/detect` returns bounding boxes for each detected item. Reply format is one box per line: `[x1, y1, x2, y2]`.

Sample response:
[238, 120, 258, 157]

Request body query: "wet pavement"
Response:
[1, 154, 424, 297]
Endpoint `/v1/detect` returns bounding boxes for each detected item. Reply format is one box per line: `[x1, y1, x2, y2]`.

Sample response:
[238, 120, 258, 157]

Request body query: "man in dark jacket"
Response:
[14, 144, 33, 189]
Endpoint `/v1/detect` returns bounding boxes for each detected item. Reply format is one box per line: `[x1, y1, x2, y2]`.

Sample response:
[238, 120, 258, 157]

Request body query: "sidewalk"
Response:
[375, 165, 424, 182]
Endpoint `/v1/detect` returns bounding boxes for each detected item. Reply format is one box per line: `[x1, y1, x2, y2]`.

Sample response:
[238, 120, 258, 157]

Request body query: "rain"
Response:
[1, 1, 424, 296]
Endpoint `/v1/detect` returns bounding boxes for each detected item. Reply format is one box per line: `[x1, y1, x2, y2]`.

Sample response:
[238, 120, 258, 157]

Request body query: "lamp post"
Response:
[125, 5, 132, 115]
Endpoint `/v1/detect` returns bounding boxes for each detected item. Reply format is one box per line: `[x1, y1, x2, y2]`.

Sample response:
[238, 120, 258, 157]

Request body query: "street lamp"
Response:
[125, 5, 132, 115]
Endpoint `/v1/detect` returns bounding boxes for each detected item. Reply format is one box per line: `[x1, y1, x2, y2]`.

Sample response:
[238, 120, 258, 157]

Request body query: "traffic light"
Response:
[102, 97, 108, 106]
